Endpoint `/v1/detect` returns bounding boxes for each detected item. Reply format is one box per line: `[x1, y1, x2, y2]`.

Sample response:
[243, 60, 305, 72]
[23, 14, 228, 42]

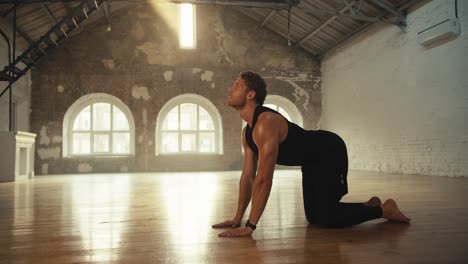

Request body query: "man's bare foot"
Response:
[364, 196, 382, 207]
[381, 199, 411, 223]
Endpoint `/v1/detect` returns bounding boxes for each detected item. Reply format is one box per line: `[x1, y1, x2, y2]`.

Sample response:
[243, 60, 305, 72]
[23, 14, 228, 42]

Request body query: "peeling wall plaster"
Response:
[163, 71, 173, 82]
[78, 163, 93, 173]
[101, 59, 115, 70]
[39, 126, 51, 146]
[132, 86, 151, 101]
[57, 85, 65, 93]
[212, 15, 234, 65]
[136, 42, 160, 65]
[288, 80, 311, 110]
[37, 147, 61, 160]
[201, 71, 214, 82]
[263, 72, 321, 110]
[136, 39, 178, 65]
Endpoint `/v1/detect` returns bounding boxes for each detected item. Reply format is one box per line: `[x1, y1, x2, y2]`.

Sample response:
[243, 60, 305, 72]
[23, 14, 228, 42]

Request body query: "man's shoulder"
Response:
[257, 111, 283, 125]
[254, 112, 284, 137]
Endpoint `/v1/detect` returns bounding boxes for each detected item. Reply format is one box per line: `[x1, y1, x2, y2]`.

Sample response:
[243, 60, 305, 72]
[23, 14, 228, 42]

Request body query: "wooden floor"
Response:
[0, 170, 467, 264]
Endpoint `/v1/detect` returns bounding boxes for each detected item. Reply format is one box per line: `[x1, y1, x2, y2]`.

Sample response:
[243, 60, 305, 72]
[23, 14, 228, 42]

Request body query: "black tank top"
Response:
[245, 105, 320, 166]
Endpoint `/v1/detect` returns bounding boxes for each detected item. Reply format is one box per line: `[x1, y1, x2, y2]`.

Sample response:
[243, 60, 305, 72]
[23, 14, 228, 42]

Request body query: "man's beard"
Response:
[227, 96, 245, 110]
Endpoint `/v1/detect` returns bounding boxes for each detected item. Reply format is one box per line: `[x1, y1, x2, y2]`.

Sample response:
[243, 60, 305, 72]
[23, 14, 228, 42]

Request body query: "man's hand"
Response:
[212, 219, 241, 228]
[218, 227, 254, 237]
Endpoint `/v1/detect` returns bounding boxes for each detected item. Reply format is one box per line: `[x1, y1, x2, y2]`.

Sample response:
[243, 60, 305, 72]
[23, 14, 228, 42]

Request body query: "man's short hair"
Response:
[240, 71, 267, 105]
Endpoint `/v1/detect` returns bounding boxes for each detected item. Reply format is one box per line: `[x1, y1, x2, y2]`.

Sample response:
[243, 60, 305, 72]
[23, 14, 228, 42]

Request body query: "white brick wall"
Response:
[320, 0, 468, 177]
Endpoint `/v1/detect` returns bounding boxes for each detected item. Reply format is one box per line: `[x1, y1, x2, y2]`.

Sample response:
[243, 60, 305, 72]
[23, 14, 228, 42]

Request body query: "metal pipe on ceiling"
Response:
[318, 0, 416, 59]
[165, 0, 292, 9]
[367, 0, 402, 17]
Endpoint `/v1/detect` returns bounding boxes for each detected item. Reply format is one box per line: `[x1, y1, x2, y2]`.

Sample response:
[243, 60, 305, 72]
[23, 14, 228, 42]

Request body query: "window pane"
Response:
[93, 103, 111, 131]
[163, 106, 179, 130]
[181, 133, 196, 152]
[113, 107, 129, 130]
[200, 132, 215, 153]
[264, 104, 277, 111]
[94, 134, 110, 152]
[73, 133, 90, 154]
[278, 107, 291, 122]
[180, 103, 197, 130]
[73, 106, 90, 131]
[162, 132, 178, 153]
[113, 133, 130, 154]
[199, 107, 214, 130]
[180, 4, 194, 48]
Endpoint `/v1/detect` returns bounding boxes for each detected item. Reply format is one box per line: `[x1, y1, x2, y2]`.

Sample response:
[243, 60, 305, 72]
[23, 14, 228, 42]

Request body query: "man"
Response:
[213, 71, 411, 237]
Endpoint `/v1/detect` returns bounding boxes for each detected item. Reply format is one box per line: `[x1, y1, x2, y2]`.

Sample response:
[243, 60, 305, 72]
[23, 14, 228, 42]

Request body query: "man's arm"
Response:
[218, 112, 282, 237]
[213, 127, 257, 228]
[234, 127, 258, 223]
[246, 113, 280, 226]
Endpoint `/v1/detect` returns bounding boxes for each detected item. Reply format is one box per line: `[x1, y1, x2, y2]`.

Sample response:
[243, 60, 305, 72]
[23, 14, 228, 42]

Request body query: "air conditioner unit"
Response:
[417, 18, 460, 47]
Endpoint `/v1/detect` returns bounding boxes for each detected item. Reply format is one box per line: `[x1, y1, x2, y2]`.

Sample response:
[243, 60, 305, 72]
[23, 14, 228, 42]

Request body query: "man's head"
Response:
[239, 71, 267, 105]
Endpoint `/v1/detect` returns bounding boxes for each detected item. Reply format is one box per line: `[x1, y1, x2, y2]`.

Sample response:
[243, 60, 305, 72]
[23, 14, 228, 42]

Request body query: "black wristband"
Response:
[245, 220, 257, 230]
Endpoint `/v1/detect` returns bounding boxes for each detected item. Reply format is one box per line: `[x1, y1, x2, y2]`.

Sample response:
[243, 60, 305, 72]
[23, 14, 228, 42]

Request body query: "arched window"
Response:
[63, 93, 135, 157]
[156, 94, 223, 155]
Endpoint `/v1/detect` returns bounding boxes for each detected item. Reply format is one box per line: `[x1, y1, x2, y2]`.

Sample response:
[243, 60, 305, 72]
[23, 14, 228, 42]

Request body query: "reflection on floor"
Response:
[0, 170, 467, 263]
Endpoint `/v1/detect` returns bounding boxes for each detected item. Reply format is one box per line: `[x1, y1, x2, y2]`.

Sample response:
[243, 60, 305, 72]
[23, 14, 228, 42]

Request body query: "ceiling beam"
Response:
[261, 10, 277, 27]
[295, 1, 356, 48]
[318, 0, 416, 59]
[41, 3, 58, 24]
[397, 0, 424, 10]
[16, 26, 33, 45]
[306, 7, 400, 24]
[368, 0, 402, 17]
[343, 0, 357, 16]
[367, 0, 406, 26]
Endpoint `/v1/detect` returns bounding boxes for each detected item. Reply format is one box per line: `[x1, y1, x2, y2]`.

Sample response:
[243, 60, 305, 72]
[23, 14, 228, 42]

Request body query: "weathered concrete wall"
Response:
[30, 4, 321, 174]
[0, 17, 31, 133]
[321, 0, 468, 177]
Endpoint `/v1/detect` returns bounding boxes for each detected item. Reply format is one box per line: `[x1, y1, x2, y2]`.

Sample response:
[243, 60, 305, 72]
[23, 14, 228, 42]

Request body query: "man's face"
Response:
[227, 77, 252, 108]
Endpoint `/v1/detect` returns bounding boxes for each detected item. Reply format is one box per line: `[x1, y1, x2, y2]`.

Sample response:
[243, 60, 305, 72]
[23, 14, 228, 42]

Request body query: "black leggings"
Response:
[301, 132, 382, 228]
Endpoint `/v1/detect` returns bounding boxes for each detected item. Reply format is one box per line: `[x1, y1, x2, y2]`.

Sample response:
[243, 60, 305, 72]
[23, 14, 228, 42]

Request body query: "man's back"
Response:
[244, 105, 314, 166]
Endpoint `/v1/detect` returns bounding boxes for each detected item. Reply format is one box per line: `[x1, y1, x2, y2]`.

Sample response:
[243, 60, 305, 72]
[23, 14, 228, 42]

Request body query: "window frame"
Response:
[156, 94, 223, 156]
[63, 93, 135, 157]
